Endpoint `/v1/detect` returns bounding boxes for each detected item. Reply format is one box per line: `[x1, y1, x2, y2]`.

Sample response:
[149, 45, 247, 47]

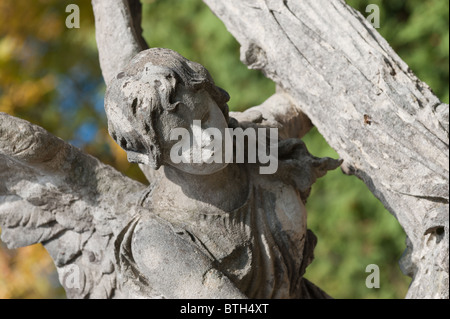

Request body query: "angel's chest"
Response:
[149, 180, 307, 297]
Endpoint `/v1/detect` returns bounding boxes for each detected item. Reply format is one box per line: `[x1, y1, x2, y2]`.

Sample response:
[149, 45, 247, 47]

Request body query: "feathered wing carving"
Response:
[0, 112, 146, 298]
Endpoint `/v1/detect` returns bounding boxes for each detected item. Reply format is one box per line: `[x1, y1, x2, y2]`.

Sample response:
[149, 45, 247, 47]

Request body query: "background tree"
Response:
[0, 0, 447, 298]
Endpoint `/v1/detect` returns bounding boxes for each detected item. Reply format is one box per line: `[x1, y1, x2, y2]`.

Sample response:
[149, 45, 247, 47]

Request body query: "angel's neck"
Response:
[162, 163, 249, 212]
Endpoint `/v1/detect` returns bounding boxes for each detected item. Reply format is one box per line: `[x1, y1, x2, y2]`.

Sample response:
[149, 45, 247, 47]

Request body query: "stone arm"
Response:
[92, 0, 148, 86]
[0, 112, 145, 298]
[230, 87, 314, 140]
[118, 216, 248, 298]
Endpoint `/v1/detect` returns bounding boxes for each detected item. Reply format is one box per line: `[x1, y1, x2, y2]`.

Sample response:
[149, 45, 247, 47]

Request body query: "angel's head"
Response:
[104, 48, 231, 174]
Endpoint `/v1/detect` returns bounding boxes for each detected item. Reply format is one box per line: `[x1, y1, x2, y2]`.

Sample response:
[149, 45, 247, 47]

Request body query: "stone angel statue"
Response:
[0, 0, 346, 298]
[0, 47, 341, 299]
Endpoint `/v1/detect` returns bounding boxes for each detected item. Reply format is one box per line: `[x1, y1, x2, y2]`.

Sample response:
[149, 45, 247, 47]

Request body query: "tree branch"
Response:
[202, 0, 448, 298]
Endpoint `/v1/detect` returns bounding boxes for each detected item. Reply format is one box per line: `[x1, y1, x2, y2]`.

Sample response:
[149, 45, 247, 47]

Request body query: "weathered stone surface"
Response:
[92, 0, 148, 86]
[201, 0, 449, 298]
[0, 46, 340, 298]
[102, 47, 341, 298]
[0, 112, 145, 298]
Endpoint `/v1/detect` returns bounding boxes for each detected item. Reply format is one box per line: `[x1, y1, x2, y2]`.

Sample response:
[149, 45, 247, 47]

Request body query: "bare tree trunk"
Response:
[200, 0, 449, 298]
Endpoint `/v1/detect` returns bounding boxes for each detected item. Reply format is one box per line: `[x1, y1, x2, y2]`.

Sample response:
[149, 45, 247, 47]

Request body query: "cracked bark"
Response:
[201, 0, 449, 298]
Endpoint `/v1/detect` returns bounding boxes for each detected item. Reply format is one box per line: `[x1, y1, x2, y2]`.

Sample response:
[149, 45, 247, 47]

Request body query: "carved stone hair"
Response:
[104, 48, 230, 170]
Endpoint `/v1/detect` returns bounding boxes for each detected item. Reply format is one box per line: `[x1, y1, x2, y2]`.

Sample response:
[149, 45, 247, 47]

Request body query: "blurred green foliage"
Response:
[0, 0, 447, 299]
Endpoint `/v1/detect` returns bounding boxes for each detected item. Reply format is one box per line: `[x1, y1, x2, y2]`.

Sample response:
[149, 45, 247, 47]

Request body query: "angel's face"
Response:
[158, 83, 229, 175]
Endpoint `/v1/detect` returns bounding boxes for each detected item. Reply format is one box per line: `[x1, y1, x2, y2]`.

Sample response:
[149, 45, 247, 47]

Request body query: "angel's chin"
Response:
[169, 162, 229, 176]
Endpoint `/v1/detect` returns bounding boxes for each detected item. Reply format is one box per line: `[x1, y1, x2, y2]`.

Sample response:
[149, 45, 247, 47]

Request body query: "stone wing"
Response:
[0, 112, 146, 298]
